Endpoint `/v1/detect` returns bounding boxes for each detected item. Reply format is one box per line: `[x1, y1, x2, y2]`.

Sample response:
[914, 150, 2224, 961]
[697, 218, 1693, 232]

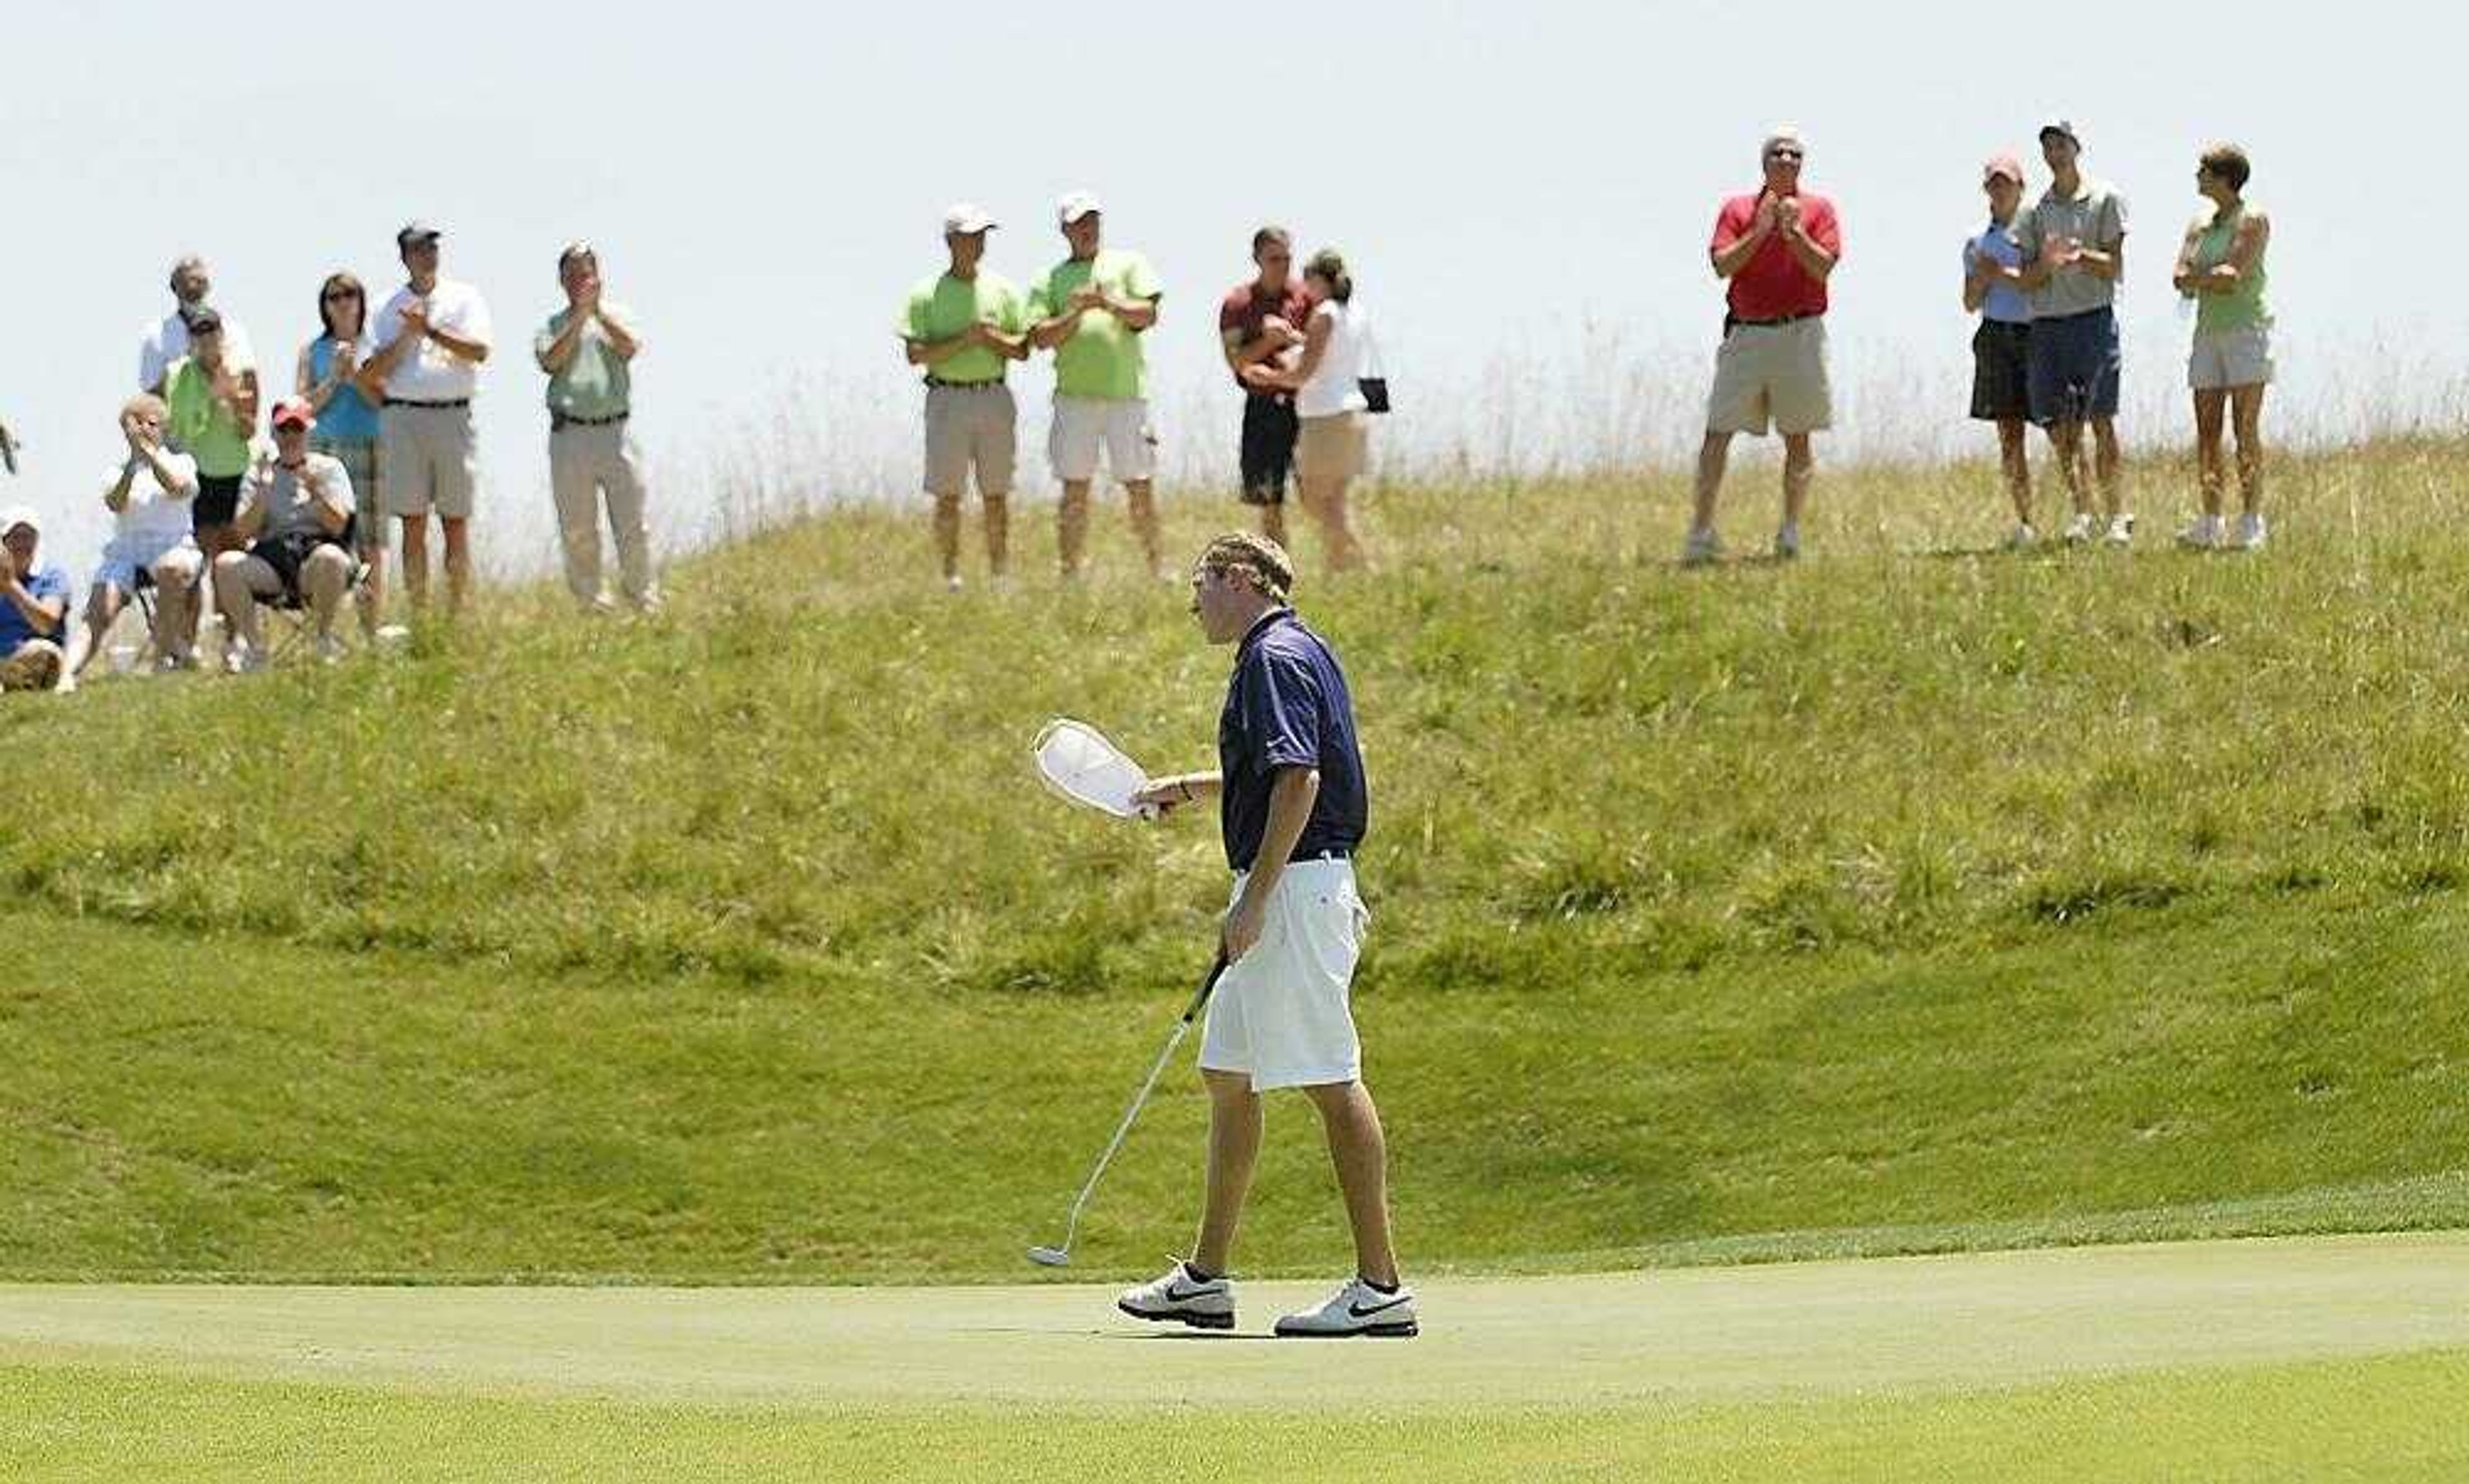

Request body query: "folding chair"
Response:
[262, 516, 369, 665]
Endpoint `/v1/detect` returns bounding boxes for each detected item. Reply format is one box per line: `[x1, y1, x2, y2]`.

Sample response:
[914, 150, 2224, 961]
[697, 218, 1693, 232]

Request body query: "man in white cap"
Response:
[1027, 191, 1166, 580]
[139, 254, 255, 395]
[0, 506, 71, 693]
[536, 242, 660, 614]
[1978, 119, 2131, 546]
[901, 203, 1030, 589]
[360, 221, 493, 615]
[1685, 126, 1842, 565]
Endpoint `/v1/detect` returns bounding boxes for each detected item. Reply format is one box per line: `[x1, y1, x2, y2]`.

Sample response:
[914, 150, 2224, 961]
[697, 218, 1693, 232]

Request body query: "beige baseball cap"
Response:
[943, 203, 998, 235]
[1056, 190, 1103, 226]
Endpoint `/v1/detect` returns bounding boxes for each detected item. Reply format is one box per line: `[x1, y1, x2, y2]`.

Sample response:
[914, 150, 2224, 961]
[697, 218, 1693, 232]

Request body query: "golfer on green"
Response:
[1117, 532, 1415, 1338]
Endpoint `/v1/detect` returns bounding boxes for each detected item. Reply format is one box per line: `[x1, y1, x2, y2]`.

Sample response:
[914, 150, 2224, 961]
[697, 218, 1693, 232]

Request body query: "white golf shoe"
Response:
[1274, 1276, 1419, 1339]
[2003, 523, 2039, 552]
[1773, 523, 1802, 561]
[1116, 1260, 1235, 1331]
[2061, 511, 2099, 545]
[2176, 514, 2223, 551]
[2236, 512, 2269, 551]
[2104, 512, 2137, 548]
[1680, 527, 1724, 567]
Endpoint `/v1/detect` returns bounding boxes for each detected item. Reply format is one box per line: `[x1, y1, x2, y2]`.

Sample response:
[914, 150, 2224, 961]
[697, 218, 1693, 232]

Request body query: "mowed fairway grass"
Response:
[7, 1234, 2469, 1480]
[3, 440, 2468, 1475]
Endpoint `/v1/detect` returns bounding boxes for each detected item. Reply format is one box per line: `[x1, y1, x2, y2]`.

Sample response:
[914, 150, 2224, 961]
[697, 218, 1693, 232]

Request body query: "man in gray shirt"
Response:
[1987, 120, 2131, 546]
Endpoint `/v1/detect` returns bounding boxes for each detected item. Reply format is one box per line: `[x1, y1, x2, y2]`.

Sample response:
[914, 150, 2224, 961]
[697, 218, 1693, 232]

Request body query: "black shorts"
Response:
[194, 473, 243, 530]
[1238, 393, 1299, 505]
[1969, 320, 2032, 422]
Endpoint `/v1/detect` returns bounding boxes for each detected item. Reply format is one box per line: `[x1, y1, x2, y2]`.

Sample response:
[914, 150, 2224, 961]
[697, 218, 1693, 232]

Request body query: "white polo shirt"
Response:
[102, 449, 201, 550]
[138, 309, 255, 392]
[373, 280, 494, 403]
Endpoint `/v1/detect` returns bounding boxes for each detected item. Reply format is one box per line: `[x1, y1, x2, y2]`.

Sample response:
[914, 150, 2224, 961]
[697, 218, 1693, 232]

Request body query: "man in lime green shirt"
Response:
[903, 203, 1030, 590]
[1027, 192, 1165, 580]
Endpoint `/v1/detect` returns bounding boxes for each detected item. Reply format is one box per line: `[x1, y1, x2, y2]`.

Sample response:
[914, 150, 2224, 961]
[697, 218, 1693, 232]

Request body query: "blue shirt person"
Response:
[0, 505, 73, 692]
[1217, 608, 1368, 873]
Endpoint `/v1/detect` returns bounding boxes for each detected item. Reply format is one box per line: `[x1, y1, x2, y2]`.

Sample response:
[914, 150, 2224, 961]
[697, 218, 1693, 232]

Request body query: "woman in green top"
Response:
[164, 307, 260, 559]
[2173, 143, 2272, 551]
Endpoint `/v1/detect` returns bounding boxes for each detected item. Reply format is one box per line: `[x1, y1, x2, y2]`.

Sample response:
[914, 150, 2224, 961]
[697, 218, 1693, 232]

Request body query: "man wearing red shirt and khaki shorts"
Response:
[1685, 125, 1842, 565]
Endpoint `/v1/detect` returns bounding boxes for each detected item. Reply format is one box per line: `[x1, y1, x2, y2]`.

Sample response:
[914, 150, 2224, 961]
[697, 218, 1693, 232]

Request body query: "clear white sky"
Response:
[0, 1, 2451, 575]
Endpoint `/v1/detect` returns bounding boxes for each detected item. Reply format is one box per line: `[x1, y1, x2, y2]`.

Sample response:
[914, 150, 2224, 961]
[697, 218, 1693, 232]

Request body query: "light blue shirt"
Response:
[1966, 221, 2030, 325]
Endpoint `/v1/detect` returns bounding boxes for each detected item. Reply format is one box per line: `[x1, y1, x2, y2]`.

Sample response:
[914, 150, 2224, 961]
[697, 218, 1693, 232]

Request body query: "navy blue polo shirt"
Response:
[1218, 608, 1368, 873]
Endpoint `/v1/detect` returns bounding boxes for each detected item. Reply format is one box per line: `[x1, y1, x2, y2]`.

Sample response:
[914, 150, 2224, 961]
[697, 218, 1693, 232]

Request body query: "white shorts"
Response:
[1049, 396, 1157, 484]
[95, 531, 199, 595]
[1198, 858, 1370, 1092]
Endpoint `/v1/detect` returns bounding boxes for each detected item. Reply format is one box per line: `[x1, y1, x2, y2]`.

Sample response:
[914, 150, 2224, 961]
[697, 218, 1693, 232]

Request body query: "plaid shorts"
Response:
[312, 436, 383, 550]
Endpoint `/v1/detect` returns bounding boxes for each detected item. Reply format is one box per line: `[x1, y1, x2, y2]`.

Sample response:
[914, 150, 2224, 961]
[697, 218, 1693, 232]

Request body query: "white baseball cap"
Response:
[0, 505, 39, 538]
[1763, 124, 1807, 158]
[1056, 190, 1103, 226]
[2039, 118, 2083, 146]
[943, 202, 998, 235]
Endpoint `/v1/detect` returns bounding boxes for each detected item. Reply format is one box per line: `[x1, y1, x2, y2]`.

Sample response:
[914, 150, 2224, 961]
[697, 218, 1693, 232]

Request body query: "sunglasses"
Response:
[1768, 149, 1804, 162]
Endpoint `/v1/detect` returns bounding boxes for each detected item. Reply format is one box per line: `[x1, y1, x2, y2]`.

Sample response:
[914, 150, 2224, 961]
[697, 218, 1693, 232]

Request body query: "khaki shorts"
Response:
[1706, 318, 1832, 437]
[923, 384, 1017, 498]
[311, 435, 383, 552]
[2189, 327, 2273, 392]
[1295, 412, 1370, 483]
[1049, 396, 1156, 484]
[379, 404, 478, 520]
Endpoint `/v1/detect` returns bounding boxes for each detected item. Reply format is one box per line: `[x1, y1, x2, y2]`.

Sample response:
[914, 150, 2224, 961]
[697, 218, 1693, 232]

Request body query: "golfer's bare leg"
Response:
[1302, 1080, 1400, 1288]
[1125, 478, 1164, 577]
[1259, 498, 1288, 548]
[1299, 475, 1364, 573]
[1998, 419, 2032, 527]
[357, 547, 386, 638]
[1781, 433, 1814, 529]
[2193, 390, 2228, 518]
[304, 548, 350, 638]
[1691, 431, 1732, 532]
[69, 588, 121, 676]
[441, 516, 471, 615]
[2231, 385, 2267, 516]
[2092, 418, 2124, 520]
[1058, 480, 1091, 578]
[1191, 1069, 1264, 1276]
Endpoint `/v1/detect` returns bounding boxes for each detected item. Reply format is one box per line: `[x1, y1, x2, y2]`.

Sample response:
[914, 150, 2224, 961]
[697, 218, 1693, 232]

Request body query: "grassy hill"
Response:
[3, 439, 2466, 1281]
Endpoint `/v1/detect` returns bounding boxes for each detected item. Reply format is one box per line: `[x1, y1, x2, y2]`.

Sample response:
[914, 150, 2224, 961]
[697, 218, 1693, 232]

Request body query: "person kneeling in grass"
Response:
[1116, 532, 1416, 1339]
[0, 506, 71, 694]
[213, 401, 356, 673]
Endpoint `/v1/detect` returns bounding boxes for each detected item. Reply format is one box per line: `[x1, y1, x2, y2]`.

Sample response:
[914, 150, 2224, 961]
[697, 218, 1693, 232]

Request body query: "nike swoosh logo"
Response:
[1166, 1283, 1218, 1303]
[1348, 1295, 1411, 1318]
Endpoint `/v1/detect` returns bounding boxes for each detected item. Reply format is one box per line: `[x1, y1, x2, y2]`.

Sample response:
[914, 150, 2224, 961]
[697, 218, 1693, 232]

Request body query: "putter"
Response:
[1028, 954, 1228, 1269]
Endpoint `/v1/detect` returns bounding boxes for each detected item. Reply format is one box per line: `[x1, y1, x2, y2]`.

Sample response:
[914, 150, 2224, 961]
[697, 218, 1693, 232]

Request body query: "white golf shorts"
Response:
[1198, 857, 1369, 1092]
[1049, 395, 1156, 484]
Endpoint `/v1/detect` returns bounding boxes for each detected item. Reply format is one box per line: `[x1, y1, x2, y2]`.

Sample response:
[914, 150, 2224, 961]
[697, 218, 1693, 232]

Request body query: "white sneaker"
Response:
[1680, 527, 1724, 567]
[2236, 512, 2268, 550]
[2104, 513, 2137, 547]
[222, 644, 268, 676]
[1773, 523, 1802, 561]
[2061, 512, 2098, 545]
[2176, 514, 2223, 551]
[315, 633, 348, 666]
[1274, 1276, 1419, 1339]
[2003, 523, 2039, 552]
[1116, 1260, 1235, 1332]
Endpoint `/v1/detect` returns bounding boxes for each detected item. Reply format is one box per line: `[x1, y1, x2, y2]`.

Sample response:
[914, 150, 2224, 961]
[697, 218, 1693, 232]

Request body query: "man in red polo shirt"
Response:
[1684, 125, 1842, 565]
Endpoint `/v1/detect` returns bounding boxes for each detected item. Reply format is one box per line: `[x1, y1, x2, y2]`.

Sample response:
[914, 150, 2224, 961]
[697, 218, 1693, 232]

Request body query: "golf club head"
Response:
[1027, 1245, 1072, 1269]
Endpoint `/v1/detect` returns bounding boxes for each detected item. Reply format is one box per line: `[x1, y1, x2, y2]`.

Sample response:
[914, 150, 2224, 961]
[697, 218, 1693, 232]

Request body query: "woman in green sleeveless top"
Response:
[2172, 143, 2273, 551]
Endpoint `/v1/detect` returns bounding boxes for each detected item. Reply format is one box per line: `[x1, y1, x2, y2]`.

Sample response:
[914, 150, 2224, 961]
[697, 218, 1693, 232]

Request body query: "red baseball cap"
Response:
[270, 398, 316, 431]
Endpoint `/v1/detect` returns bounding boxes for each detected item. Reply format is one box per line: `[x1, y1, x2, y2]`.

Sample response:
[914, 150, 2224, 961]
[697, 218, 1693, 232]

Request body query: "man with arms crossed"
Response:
[1027, 192, 1166, 580]
[140, 254, 255, 395]
[1982, 120, 2131, 545]
[1117, 532, 1416, 1339]
[360, 222, 493, 614]
[1685, 126, 1842, 565]
[902, 203, 1029, 590]
[1221, 226, 1311, 547]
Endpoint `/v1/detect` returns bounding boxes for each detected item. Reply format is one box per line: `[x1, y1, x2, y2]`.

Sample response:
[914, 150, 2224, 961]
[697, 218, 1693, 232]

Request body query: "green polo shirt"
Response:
[902, 271, 1027, 386]
[163, 357, 253, 478]
[535, 304, 638, 419]
[1027, 249, 1161, 401]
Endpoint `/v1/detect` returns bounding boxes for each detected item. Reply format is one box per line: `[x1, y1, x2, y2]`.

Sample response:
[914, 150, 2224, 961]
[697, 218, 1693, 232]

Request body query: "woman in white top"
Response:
[1240, 249, 1370, 570]
[69, 394, 205, 680]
